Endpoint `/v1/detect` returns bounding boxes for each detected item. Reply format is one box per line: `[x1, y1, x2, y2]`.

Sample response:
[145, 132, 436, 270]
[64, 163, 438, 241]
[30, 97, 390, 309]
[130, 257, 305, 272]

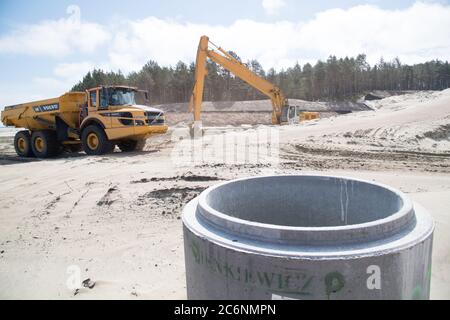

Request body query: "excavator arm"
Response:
[188, 35, 291, 125]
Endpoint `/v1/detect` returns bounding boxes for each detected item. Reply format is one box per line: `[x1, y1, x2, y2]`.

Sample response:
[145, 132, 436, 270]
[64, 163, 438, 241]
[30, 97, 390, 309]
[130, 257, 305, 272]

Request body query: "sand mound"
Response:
[282, 89, 450, 153]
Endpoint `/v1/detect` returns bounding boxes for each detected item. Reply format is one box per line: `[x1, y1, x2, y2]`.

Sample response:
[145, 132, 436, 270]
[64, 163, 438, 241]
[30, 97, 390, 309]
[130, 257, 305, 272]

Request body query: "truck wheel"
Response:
[14, 130, 34, 157]
[31, 130, 60, 158]
[81, 125, 113, 155]
[117, 139, 146, 152]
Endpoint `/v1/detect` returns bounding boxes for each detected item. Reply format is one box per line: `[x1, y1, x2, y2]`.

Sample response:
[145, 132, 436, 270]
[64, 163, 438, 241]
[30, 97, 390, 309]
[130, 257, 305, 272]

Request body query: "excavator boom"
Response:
[189, 35, 293, 125]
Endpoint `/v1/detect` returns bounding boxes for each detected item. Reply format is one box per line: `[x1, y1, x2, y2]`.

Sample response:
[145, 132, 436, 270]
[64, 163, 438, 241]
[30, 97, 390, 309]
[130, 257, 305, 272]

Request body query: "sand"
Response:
[0, 90, 449, 299]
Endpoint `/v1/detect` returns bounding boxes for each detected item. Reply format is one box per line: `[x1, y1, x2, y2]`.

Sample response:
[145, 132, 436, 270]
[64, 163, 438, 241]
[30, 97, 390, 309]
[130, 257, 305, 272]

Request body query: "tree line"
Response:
[72, 54, 450, 104]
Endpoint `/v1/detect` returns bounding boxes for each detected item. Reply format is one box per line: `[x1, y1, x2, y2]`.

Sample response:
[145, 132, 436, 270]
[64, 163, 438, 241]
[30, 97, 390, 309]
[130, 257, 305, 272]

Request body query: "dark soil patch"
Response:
[131, 174, 221, 184]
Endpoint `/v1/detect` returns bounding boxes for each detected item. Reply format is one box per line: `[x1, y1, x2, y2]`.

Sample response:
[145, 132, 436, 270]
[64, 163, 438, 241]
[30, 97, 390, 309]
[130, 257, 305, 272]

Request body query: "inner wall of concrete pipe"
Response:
[205, 176, 404, 227]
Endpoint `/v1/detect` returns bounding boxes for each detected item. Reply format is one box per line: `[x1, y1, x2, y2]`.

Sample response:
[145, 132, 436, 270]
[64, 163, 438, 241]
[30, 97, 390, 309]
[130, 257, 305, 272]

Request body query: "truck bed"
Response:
[1, 92, 86, 130]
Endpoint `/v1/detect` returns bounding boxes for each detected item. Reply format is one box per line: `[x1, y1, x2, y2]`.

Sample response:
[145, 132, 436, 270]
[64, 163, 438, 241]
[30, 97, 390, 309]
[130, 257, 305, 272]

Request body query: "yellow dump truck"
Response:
[1, 85, 168, 158]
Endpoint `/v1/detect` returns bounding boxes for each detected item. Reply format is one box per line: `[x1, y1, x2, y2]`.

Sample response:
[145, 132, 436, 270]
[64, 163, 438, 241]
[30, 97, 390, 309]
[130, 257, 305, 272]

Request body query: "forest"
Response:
[72, 54, 450, 104]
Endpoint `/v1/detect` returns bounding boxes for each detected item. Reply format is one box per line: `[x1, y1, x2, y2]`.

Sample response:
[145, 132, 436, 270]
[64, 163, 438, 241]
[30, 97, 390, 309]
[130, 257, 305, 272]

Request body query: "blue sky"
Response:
[0, 0, 423, 27]
[0, 0, 450, 107]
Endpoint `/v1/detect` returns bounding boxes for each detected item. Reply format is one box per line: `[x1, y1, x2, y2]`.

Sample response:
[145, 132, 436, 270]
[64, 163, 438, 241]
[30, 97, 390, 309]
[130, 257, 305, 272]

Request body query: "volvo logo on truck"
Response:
[33, 103, 60, 113]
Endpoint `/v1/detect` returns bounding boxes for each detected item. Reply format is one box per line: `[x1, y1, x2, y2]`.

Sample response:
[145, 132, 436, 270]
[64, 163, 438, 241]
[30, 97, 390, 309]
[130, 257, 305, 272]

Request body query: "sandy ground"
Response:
[0, 90, 449, 299]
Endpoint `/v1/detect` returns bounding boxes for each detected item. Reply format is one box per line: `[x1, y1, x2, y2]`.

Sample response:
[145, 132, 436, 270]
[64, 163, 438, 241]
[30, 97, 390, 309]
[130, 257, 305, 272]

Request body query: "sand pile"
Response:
[281, 89, 450, 153]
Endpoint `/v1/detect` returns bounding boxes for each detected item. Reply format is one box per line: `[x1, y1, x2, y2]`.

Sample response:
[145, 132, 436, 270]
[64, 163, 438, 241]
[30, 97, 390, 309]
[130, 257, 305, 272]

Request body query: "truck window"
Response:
[109, 89, 136, 106]
[90, 91, 97, 108]
[100, 90, 108, 110]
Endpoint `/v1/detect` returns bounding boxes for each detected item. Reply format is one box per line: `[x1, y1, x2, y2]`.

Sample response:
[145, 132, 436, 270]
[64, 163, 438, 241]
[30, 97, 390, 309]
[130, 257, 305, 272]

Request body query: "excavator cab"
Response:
[280, 105, 300, 125]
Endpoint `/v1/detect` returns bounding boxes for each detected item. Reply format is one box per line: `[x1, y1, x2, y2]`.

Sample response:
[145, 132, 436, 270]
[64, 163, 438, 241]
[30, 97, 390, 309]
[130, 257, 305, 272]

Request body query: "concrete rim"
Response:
[183, 198, 434, 259]
[195, 174, 416, 245]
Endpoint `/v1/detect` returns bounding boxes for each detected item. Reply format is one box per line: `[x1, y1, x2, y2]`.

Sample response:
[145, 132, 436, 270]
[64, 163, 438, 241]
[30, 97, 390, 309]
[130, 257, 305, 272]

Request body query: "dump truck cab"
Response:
[82, 86, 166, 137]
[79, 85, 168, 155]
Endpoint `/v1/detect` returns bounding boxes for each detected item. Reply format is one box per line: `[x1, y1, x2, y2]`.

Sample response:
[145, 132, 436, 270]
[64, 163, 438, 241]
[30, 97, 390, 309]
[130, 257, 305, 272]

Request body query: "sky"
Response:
[0, 0, 450, 107]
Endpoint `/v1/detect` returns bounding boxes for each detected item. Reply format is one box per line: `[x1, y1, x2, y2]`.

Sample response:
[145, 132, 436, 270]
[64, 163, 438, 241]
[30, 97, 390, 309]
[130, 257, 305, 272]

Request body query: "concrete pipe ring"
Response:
[182, 174, 434, 300]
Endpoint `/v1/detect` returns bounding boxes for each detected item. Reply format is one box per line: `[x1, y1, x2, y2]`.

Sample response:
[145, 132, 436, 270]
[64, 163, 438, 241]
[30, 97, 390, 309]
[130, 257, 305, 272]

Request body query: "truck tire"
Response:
[117, 139, 146, 152]
[31, 130, 60, 158]
[81, 125, 114, 155]
[14, 130, 34, 157]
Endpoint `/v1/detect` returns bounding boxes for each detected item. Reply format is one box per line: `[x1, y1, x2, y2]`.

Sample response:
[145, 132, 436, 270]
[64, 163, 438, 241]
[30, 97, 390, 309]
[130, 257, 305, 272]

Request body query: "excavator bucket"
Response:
[189, 120, 203, 139]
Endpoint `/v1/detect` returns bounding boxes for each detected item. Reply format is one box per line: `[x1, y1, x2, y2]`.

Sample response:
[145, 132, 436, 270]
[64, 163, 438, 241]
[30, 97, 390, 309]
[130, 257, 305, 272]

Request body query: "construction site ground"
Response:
[0, 90, 449, 299]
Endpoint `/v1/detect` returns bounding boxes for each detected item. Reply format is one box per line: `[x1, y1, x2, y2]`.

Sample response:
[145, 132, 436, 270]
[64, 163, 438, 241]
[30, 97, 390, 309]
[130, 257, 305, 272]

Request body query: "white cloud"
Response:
[2, 1, 450, 107]
[2, 2, 450, 70]
[262, 0, 286, 15]
[107, 18, 298, 72]
[54, 61, 92, 78]
[51, 60, 111, 88]
[0, 5, 110, 57]
[297, 2, 450, 64]
[107, 1, 450, 72]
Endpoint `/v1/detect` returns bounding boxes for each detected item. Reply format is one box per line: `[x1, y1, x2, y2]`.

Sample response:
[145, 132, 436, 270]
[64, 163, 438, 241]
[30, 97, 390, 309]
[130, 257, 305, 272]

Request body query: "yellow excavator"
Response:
[188, 35, 300, 132]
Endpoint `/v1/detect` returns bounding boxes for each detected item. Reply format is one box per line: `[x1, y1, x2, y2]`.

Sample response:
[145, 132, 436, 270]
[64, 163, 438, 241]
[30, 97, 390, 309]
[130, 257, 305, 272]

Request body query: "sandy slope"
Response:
[0, 90, 449, 299]
[281, 89, 450, 152]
